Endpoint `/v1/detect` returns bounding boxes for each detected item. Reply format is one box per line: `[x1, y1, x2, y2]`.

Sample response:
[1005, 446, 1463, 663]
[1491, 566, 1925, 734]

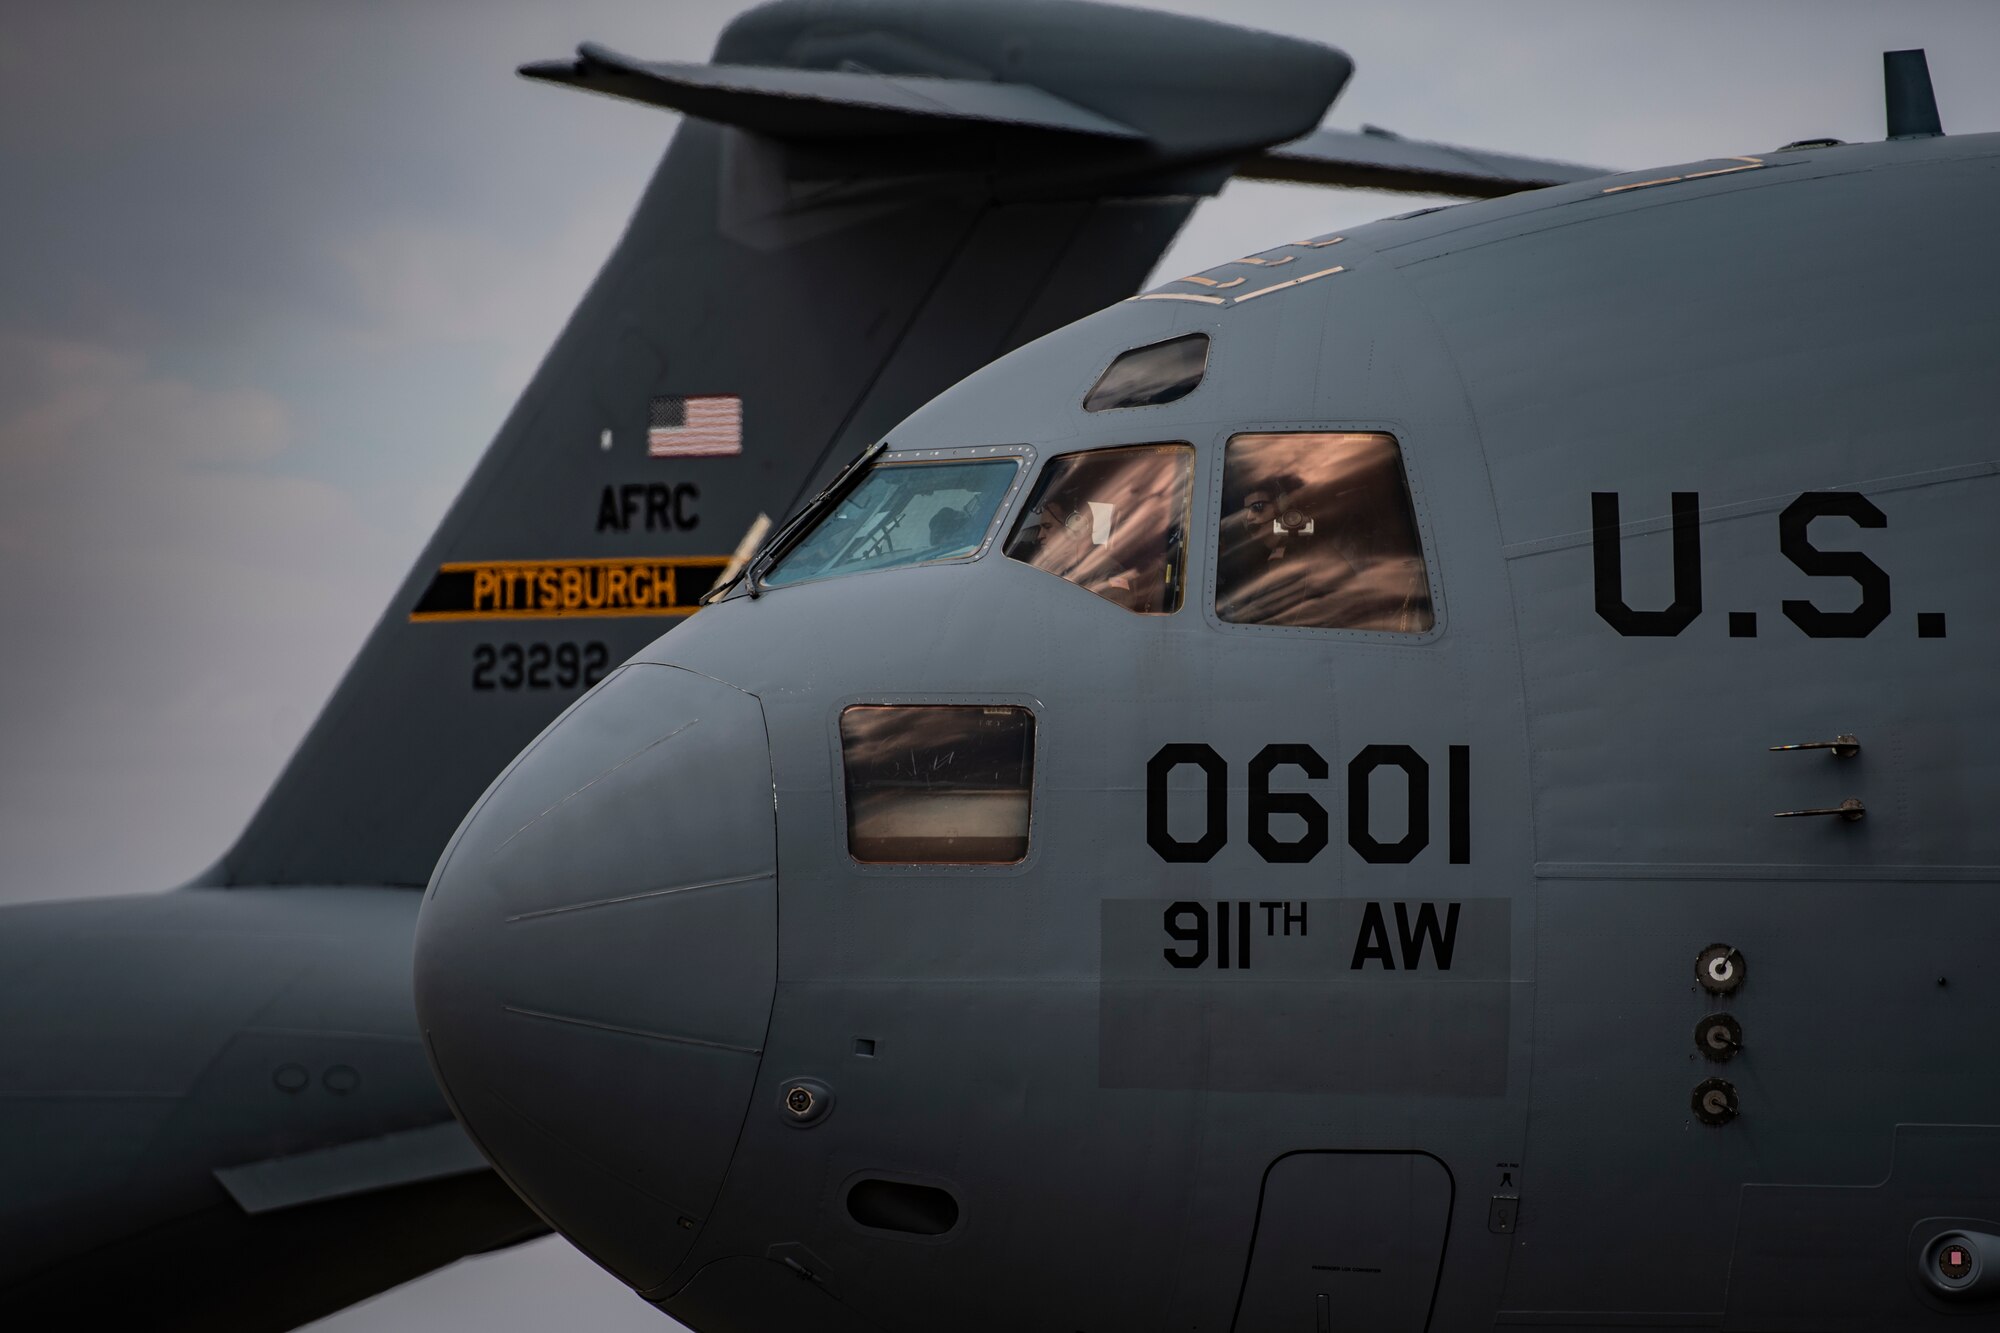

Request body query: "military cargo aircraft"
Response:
[415, 30, 2000, 1333]
[0, 1, 1593, 1327]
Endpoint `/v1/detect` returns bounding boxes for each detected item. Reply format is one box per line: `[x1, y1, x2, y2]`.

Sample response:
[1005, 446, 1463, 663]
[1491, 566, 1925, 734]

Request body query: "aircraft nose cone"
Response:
[414, 664, 775, 1292]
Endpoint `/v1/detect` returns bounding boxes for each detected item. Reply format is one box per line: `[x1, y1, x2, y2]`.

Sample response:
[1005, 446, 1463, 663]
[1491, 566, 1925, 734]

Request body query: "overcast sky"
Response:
[5, 1, 1999, 1328]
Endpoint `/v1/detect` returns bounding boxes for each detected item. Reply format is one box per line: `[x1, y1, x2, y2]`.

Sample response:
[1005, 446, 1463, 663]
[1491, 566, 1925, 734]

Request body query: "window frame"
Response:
[827, 693, 1045, 878]
[1200, 422, 1446, 642]
[759, 444, 1036, 593]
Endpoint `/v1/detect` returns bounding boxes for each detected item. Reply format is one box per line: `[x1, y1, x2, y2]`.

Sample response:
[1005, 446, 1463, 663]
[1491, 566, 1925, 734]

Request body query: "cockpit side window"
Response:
[841, 705, 1035, 864]
[763, 458, 1017, 589]
[1215, 432, 1434, 632]
[1003, 444, 1194, 614]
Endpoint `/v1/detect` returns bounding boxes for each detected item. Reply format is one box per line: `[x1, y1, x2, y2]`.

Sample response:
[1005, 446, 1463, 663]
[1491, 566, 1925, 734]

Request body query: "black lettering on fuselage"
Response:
[1145, 744, 1470, 864]
[1591, 490, 1703, 636]
[1147, 744, 1228, 863]
[1347, 745, 1430, 864]
[1351, 901, 1396, 969]
[1587, 488, 1919, 640]
[1259, 900, 1308, 937]
[1351, 901, 1459, 970]
[1394, 901, 1459, 970]
[1162, 901, 1209, 968]
[1248, 744, 1329, 863]
[1779, 491, 1890, 637]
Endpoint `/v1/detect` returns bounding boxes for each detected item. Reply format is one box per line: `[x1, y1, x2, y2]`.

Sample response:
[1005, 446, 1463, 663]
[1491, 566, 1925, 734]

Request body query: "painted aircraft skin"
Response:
[0, 2, 1598, 1327]
[416, 125, 2000, 1331]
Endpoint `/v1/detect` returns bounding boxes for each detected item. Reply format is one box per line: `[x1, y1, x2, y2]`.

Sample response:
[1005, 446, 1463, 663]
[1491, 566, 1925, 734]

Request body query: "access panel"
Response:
[1234, 1151, 1453, 1332]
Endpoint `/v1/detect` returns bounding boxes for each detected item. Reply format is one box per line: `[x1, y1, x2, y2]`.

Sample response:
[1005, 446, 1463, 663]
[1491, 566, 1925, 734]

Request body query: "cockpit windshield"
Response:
[762, 458, 1019, 589]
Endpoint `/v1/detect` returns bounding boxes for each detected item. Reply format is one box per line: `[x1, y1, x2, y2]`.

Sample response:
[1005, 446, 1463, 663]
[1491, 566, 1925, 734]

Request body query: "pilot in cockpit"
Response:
[1013, 496, 1139, 602]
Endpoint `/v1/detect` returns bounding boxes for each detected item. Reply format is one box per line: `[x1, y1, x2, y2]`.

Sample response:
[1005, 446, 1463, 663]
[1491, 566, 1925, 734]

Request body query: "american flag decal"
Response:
[648, 394, 742, 458]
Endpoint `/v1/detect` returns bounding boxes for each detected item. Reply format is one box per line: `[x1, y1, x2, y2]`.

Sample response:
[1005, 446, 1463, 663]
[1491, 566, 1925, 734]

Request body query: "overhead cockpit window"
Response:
[1083, 334, 1208, 412]
[763, 459, 1017, 588]
[1003, 444, 1194, 614]
[1215, 433, 1434, 632]
[841, 705, 1036, 864]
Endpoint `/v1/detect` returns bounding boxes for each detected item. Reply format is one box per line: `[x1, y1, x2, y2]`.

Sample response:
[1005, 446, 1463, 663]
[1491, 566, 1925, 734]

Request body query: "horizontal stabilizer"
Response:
[214, 1121, 487, 1215]
[1241, 124, 1608, 197]
[521, 43, 1146, 143]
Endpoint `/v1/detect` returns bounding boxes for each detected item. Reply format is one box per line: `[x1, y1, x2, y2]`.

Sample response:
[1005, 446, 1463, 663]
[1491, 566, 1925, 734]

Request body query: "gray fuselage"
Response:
[417, 130, 2000, 1331]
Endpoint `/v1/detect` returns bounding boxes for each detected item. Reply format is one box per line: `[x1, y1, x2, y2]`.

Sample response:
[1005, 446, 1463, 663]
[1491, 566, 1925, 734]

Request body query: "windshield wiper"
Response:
[737, 439, 888, 599]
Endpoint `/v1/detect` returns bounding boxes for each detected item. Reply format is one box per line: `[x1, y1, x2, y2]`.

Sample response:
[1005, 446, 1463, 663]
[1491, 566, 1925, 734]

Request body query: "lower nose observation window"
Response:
[841, 706, 1035, 864]
[1215, 432, 1433, 632]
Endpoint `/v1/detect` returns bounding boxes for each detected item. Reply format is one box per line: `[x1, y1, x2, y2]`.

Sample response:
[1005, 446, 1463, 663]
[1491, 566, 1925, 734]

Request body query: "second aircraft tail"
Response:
[212, 0, 1364, 889]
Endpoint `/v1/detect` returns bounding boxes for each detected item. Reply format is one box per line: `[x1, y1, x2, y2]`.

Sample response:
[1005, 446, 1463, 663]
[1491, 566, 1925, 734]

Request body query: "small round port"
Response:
[1696, 943, 1745, 995]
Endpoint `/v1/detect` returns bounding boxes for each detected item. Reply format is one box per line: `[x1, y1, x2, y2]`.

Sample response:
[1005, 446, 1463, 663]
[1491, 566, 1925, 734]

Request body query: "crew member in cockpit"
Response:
[928, 503, 977, 557]
[1217, 470, 1349, 621]
[1023, 496, 1138, 602]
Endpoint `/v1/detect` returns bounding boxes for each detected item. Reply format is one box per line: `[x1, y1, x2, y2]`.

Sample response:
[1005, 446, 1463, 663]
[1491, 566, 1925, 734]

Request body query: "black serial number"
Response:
[472, 641, 609, 691]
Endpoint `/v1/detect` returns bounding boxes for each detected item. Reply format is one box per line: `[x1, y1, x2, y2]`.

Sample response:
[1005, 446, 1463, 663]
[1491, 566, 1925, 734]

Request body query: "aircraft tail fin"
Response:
[211, 0, 1358, 889]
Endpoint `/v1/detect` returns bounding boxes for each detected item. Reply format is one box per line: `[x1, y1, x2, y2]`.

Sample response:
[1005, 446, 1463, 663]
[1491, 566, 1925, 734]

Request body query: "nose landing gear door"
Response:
[1233, 1151, 1453, 1332]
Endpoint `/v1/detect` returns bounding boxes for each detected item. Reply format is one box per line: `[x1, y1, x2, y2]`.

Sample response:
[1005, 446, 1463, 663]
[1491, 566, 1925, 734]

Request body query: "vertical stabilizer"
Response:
[1884, 49, 1945, 139]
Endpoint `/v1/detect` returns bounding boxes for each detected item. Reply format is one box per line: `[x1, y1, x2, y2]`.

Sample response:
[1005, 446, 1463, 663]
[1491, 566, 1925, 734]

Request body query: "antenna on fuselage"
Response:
[1884, 49, 1944, 139]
